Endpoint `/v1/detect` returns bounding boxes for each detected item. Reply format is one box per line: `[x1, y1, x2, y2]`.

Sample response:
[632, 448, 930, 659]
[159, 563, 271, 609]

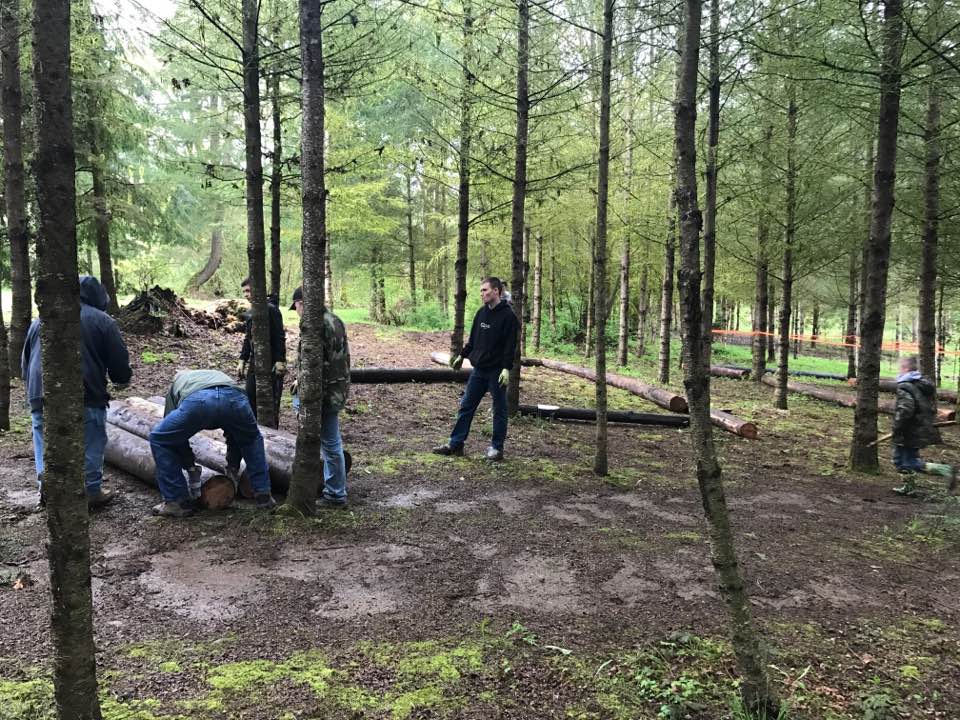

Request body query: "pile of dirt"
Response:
[117, 286, 229, 336]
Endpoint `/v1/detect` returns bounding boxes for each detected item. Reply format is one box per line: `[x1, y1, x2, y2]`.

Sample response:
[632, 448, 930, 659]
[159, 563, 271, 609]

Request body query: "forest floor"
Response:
[1, 319, 959, 720]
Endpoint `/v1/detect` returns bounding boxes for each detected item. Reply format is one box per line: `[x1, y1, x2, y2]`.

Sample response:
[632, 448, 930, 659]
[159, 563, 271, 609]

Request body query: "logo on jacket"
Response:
[480, 322, 491, 329]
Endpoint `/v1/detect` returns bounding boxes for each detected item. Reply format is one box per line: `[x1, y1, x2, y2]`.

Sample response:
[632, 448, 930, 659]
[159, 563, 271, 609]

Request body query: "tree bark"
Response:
[636, 263, 649, 357]
[269, 72, 283, 301]
[32, 0, 102, 713]
[286, 0, 328, 515]
[584, 235, 595, 358]
[451, 0, 474, 355]
[186, 99, 224, 294]
[918, 61, 940, 383]
[851, 0, 904, 472]
[752, 125, 771, 383]
[242, 0, 275, 427]
[521, 225, 530, 356]
[616, 239, 630, 366]
[936, 279, 945, 386]
[810, 303, 820, 349]
[845, 249, 858, 378]
[658, 169, 676, 384]
[0, 285, 8, 430]
[700, 0, 720, 369]
[674, 1, 779, 713]
[549, 238, 557, 337]
[90, 134, 119, 315]
[3, 0, 31, 371]
[507, 0, 529, 416]
[766, 287, 775, 363]
[406, 171, 417, 307]
[532, 231, 543, 352]
[593, 0, 614, 476]
[775, 92, 797, 410]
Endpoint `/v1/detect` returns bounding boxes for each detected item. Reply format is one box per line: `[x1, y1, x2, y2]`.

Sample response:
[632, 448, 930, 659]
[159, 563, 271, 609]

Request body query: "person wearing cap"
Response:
[149, 368, 276, 517]
[290, 286, 352, 508]
[237, 277, 287, 427]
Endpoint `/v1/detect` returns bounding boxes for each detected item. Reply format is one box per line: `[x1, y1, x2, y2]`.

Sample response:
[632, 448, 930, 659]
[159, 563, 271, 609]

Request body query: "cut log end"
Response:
[201, 475, 236, 510]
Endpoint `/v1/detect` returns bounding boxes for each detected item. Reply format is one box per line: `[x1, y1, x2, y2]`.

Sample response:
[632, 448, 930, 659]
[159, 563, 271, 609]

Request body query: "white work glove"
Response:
[449, 355, 463, 370]
[498, 369, 509, 387]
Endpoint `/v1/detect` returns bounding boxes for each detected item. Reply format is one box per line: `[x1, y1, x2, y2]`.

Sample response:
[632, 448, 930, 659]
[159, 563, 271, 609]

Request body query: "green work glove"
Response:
[498, 369, 509, 387]
[449, 355, 463, 370]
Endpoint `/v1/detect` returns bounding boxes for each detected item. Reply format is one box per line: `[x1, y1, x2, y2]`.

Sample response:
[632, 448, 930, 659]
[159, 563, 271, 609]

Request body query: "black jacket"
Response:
[892, 373, 940, 448]
[21, 275, 132, 411]
[462, 300, 519, 371]
[240, 298, 286, 365]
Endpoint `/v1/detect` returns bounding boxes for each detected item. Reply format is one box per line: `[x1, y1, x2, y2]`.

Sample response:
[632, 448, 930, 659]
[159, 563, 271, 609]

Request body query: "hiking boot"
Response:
[317, 495, 348, 510]
[152, 500, 195, 518]
[485, 447, 504, 462]
[432, 444, 463, 457]
[87, 488, 115, 509]
[255, 493, 277, 510]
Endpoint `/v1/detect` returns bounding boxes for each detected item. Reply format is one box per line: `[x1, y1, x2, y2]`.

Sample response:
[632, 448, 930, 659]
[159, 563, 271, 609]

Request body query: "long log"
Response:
[712, 410, 759, 440]
[848, 377, 959, 404]
[518, 404, 689, 427]
[351, 367, 472, 383]
[429, 351, 541, 371]
[710, 366, 750, 379]
[760, 375, 956, 421]
[722, 364, 848, 382]
[104, 424, 235, 509]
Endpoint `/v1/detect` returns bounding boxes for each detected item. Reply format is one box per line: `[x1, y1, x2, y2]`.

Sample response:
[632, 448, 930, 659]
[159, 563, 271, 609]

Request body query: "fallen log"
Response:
[104, 424, 235, 509]
[848, 377, 959, 404]
[533, 357, 689, 414]
[760, 375, 956, 421]
[710, 366, 751, 379]
[712, 410, 759, 440]
[350, 367, 471, 383]
[429, 351, 540, 371]
[517, 404, 689, 427]
[721, 365, 849, 382]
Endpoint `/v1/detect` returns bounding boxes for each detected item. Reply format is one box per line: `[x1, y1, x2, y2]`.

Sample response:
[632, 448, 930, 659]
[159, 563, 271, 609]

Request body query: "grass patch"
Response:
[140, 350, 178, 364]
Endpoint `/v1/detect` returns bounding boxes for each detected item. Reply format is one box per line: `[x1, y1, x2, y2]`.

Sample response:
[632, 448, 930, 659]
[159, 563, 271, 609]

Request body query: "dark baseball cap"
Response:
[289, 286, 302, 310]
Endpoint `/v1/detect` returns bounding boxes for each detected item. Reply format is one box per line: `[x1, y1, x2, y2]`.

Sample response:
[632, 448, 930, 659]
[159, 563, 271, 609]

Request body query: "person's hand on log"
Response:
[272, 361, 286, 376]
[449, 355, 463, 370]
[236, 360, 246, 381]
[498, 369, 509, 387]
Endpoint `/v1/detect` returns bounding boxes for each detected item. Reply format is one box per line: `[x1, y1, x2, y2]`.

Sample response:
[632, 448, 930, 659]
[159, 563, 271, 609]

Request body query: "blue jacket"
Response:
[21, 275, 132, 411]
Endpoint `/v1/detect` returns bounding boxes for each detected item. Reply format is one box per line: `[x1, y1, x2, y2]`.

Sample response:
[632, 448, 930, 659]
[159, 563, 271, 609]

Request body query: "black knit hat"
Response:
[289, 286, 303, 310]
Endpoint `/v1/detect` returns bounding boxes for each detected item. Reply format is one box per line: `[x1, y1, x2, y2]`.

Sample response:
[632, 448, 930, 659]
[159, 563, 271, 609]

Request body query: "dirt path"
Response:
[1, 322, 958, 719]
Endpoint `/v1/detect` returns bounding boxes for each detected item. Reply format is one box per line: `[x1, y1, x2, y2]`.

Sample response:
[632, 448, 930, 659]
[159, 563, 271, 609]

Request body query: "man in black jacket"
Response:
[433, 276, 518, 461]
[237, 277, 286, 426]
[22, 275, 132, 508]
[892, 355, 956, 495]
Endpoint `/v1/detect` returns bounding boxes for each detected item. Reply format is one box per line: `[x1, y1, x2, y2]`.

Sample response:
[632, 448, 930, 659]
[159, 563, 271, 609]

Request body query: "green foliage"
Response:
[140, 350, 177, 364]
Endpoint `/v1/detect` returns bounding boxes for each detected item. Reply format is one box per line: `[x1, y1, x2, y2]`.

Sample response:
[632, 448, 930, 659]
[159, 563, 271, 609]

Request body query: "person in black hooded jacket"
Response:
[21, 275, 132, 508]
[432, 276, 518, 461]
[891, 355, 956, 495]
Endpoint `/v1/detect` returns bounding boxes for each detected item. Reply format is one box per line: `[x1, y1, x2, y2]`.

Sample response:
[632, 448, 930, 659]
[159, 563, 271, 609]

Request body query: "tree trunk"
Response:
[775, 92, 797, 410]
[532, 231, 543, 352]
[810, 303, 820, 348]
[269, 72, 283, 301]
[406, 171, 417, 307]
[636, 263, 649, 357]
[592, 0, 613, 476]
[766, 287, 775, 363]
[242, 0, 275, 428]
[700, 0, 719, 369]
[936, 279, 945, 386]
[751, 256, 768, 383]
[0, 288, 8, 431]
[3, 0, 31, 371]
[846, 249, 858, 378]
[851, 0, 904, 472]
[324, 251, 333, 310]
[187, 100, 224, 294]
[507, 0, 529, 416]
[451, 0, 474, 355]
[584, 237, 595, 358]
[674, 1, 779, 713]
[90, 136, 119, 315]
[549, 238, 557, 337]
[32, 0, 102, 713]
[658, 174, 676, 384]
[287, 0, 328, 515]
[521, 225, 530, 356]
[616, 238, 630, 366]
[918, 61, 940, 383]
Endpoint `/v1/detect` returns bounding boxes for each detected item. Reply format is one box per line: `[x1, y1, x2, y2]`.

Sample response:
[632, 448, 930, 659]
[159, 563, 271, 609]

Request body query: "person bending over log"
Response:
[892, 355, 957, 496]
[22, 275, 132, 510]
[433, 276, 518, 461]
[289, 286, 352, 508]
[150, 369, 275, 517]
[237, 277, 286, 426]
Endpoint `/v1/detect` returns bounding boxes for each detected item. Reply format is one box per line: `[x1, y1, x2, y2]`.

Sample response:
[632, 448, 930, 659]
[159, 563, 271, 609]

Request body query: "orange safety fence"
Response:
[711, 329, 959, 356]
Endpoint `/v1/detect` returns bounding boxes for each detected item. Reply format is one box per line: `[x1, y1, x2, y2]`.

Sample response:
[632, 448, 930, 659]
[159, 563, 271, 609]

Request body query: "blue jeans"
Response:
[449, 367, 507, 451]
[31, 407, 108, 495]
[893, 445, 925, 472]
[149, 386, 270, 503]
[293, 394, 347, 502]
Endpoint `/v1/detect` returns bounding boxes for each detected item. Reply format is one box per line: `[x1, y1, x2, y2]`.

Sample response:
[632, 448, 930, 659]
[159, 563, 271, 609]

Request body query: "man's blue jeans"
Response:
[449, 367, 507, 451]
[149, 386, 270, 503]
[293, 394, 348, 502]
[893, 445, 925, 472]
[31, 406, 108, 495]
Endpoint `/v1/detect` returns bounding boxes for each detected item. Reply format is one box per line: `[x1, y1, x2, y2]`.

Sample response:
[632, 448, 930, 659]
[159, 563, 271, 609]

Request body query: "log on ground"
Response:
[350, 367, 472, 383]
[104, 424, 235, 510]
[430, 351, 540, 370]
[517, 404, 689, 427]
[711, 366, 751, 379]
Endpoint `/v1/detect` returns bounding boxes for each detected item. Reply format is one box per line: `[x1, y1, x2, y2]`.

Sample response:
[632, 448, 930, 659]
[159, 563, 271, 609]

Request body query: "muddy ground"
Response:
[1, 321, 959, 719]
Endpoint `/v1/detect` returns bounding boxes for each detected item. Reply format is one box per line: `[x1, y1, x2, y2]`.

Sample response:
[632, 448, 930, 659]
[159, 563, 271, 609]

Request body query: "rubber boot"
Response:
[925, 462, 957, 491]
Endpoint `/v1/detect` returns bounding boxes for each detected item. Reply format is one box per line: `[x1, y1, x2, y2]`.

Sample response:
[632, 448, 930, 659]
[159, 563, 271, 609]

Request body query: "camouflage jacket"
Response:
[295, 308, 350, 414]
[893, 373, 940, 448]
